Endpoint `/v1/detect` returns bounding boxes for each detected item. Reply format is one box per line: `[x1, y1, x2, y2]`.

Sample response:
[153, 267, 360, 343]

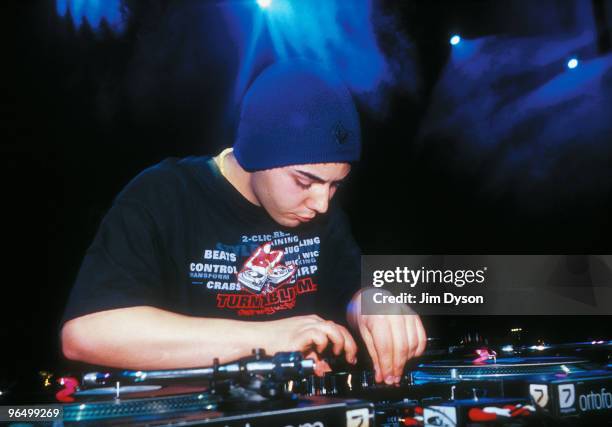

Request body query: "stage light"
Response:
[227, 0, 387, 98]
[529, 345, 549, 351]
[450, 35, 461, 46]
[55, 0, 124, 34]
[567, 58, 579, 69]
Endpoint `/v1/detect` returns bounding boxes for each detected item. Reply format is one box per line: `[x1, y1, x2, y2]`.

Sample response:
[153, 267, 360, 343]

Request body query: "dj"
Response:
[61, 62, 427, 385]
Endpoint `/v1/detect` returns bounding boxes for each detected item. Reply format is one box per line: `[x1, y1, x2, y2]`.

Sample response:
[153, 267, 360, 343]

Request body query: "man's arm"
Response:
[61, 306, 358, 371]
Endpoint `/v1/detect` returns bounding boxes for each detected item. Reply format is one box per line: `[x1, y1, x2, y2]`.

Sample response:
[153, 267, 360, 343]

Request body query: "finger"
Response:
[414, 316, 427, 357]
[303, 350, 318, 363]
[305, 328, 330, 354]
[316, 360, 332, 376]
[405, 316, 419, 361]
[318, 321, 346, 356]
[305, 352, 328, 377]
[371, 317, 394, 384]
[389, 315, 409, 381]
[359, 322, 382, 383]
[305, 351, 332, 377]
[336, 324, 358, 364]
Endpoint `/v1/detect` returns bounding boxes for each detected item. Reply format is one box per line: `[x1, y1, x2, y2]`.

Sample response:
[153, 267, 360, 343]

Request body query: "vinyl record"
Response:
[244, 269, 264, 278]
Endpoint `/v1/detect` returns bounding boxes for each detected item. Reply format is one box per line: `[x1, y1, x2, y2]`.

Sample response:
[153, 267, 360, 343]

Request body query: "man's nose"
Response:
[307, 186, 330, 214]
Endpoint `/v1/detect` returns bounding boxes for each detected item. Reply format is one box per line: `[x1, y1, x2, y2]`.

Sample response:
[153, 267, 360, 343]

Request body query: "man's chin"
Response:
[275, 216, 302, 228]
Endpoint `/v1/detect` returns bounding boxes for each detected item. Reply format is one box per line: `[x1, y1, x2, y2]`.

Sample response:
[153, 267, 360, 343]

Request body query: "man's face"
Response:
[250, 162, 351, 227]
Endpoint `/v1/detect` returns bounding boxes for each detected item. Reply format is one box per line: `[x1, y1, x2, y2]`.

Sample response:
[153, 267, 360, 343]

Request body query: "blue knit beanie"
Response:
[233, 61, 361, 171]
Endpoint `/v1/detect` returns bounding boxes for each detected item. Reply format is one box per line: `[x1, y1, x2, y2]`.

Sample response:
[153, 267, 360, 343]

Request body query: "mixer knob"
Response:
[361, 371, 372, 388]
[326, 374, 337, 395]
[306, 375, 316, 396]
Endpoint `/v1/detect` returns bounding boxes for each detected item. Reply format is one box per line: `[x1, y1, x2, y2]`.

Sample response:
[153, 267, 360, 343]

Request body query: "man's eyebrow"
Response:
[294, 169, 346, 184]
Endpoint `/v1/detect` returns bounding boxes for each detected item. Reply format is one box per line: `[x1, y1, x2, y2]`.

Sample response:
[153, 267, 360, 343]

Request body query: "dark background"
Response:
[6, 0, 612, 383]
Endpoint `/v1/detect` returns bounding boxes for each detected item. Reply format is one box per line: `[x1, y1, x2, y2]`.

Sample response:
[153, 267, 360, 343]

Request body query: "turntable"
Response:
[237, 269, 267, 292]
[54, 350, 373, 426]
[268, 265, 296, 284]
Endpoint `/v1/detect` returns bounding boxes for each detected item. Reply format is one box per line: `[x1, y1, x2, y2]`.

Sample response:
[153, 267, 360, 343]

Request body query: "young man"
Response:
[61, 62, 426, 385]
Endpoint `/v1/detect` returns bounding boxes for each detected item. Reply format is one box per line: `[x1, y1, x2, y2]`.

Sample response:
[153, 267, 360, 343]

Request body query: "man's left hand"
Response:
[347, 291, 427, 384]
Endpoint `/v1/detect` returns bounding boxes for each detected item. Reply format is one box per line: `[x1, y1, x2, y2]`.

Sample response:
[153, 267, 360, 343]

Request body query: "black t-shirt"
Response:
[63, 157, 361, 324]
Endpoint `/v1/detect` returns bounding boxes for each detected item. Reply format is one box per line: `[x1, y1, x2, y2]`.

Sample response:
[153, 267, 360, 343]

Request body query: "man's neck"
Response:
[214, 149, 261, 206]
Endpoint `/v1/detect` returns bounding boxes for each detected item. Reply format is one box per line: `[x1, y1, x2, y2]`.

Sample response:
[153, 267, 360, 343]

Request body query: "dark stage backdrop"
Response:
[6, 0, 612, 380]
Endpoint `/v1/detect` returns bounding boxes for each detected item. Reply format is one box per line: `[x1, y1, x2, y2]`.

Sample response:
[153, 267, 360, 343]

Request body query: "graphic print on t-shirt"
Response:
[237, 242, 296, 294]
[188, 230, 321, 316]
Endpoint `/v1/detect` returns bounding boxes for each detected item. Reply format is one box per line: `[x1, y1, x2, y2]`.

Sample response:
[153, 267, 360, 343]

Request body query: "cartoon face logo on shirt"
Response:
[237, 242, 296, 294]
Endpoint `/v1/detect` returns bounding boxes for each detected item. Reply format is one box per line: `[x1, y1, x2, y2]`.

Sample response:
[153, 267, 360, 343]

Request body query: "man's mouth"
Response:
[294, 214, 315, 222]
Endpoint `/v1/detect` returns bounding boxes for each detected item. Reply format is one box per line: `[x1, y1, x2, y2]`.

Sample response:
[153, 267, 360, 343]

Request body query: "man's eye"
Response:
[296, 180, 311, 189]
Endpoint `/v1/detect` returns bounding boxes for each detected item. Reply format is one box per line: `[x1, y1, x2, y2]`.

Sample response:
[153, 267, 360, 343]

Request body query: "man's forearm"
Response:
[61, 306, 267, 370]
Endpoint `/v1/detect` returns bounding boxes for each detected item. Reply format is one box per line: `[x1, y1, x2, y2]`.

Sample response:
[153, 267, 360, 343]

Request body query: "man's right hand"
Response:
[261, 315, 358, 375]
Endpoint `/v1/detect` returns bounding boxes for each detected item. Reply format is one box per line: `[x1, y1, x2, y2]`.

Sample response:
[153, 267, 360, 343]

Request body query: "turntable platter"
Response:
[412, 356, 593, 382]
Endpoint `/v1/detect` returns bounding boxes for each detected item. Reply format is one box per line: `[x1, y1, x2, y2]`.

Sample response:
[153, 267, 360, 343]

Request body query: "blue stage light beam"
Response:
[223, 0, 388, 100]
[256, 0, 272, 9]
[450, 35, 462, 46]
[55, 0, 125, 34]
